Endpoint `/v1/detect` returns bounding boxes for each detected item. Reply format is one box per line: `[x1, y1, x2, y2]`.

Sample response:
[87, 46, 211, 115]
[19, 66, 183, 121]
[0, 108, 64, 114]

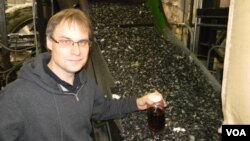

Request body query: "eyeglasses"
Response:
[50, 36, 91, 48]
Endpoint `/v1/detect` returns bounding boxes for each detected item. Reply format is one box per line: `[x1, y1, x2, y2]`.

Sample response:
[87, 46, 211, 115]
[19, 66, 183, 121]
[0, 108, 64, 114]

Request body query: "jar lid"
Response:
[149, 95, 162, 103]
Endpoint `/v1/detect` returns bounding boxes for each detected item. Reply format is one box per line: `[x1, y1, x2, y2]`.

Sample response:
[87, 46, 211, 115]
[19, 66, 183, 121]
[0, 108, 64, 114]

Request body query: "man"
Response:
[0, 8, 166, 141]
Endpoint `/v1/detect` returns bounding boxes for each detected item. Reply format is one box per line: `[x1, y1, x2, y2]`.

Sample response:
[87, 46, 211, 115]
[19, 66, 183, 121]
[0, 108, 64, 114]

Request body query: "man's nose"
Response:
[71, 43, 80, 55]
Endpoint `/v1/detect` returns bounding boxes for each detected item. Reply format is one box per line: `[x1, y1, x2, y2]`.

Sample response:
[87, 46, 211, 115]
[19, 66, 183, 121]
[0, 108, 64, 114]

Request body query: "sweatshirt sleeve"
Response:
[91, 87, 139, 120]
[0, 89, 24, 141]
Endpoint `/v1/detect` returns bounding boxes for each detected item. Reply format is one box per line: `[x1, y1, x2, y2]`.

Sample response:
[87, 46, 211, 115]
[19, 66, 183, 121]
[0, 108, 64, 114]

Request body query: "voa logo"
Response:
[226, 129, 246, 136]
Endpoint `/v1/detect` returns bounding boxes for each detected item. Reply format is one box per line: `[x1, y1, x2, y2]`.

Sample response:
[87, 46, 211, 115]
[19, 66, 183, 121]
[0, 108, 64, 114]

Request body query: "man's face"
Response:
[47, 21, 90, 76]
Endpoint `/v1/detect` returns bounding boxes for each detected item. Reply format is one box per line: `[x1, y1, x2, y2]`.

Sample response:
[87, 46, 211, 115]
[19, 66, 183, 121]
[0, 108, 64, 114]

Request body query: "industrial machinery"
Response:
[0, 1, 35, 87]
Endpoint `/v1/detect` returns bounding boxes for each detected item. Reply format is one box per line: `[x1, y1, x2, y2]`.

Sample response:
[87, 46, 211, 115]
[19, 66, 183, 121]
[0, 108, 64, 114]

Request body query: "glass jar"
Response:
[147, 95, 165, 133]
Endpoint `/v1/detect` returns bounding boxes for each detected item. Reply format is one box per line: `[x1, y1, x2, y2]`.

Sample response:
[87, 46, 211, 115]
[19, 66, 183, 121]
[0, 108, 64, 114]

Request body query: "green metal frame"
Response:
[146, 0, 170, 34]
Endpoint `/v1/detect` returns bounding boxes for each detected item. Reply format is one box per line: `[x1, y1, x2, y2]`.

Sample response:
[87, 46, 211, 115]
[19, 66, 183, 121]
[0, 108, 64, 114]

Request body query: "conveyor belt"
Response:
[91, 1, 222, 140]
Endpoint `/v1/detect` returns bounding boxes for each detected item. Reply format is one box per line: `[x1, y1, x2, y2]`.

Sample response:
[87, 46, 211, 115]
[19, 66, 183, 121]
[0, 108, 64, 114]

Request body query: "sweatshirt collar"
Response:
[43, 60, 81, 93]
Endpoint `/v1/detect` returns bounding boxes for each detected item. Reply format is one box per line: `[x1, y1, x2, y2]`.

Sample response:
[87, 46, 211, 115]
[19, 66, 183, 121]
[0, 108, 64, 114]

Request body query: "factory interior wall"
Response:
[222, 0, 250, 124]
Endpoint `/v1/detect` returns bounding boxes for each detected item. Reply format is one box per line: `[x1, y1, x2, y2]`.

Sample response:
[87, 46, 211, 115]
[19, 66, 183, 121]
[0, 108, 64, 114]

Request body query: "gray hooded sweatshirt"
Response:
[0, 52, 138, 141]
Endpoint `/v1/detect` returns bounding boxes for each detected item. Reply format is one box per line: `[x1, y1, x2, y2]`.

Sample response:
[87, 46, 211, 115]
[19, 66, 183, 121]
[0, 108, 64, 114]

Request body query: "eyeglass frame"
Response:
[49, 36, 92, 48]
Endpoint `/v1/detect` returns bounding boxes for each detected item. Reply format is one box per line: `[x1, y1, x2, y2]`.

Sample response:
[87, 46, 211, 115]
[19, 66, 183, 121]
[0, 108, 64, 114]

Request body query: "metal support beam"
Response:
[0, 0, 12, 70]
[35, 0, 47, 52]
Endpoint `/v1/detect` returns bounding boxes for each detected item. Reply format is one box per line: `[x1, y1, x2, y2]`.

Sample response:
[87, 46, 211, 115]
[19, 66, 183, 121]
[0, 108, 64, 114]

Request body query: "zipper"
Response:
[75, 95, 80, 101]
[61, 84, 85, 102]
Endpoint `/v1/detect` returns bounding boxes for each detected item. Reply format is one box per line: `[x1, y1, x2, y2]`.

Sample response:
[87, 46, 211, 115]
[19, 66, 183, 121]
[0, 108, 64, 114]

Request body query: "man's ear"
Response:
[46, 36, 52, 51]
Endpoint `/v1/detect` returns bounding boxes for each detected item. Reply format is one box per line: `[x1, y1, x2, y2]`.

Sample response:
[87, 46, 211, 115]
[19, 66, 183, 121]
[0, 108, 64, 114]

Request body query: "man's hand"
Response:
[136, 90, 168, 110]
